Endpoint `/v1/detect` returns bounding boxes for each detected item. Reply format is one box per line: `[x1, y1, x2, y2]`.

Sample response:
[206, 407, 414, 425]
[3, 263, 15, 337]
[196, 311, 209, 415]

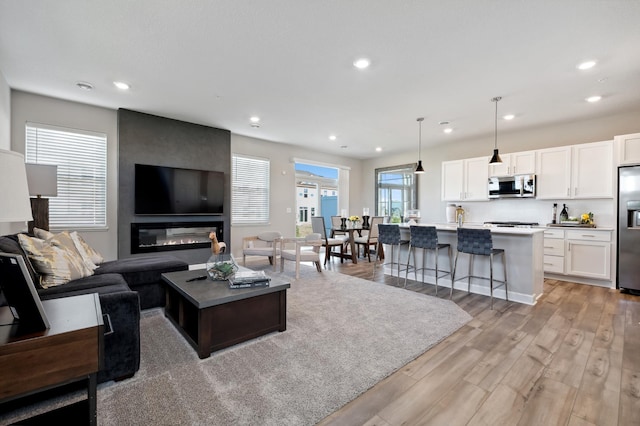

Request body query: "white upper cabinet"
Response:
[536, 141, 613, 199]
[488, 151, 536, 177]
[571, 141, 614, 198]
[616, 132, 640, 165]
[441, 160, 464, 201]
[441, 156, 489, 201]
[536, 146, 572, 199]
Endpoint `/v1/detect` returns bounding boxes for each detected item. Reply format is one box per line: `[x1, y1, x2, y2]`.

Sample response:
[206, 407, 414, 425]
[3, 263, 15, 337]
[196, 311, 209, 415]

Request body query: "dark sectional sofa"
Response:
[0, 233, 188, 383]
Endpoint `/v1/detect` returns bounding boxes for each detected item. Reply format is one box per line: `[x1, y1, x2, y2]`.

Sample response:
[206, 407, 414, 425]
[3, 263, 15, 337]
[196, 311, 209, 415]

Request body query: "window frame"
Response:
[375, 164, 418, 222]
[25, 122, 107, 230]
[231, 153, 270, 225]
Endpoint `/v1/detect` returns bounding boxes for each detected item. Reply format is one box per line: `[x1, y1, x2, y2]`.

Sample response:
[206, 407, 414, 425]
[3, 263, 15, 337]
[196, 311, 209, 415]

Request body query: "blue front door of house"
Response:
[320, 195, 337, 236]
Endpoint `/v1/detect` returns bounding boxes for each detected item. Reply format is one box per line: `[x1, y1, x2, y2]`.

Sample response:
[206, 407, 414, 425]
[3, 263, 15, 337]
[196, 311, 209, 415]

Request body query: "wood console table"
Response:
[0, 293, 104, 425]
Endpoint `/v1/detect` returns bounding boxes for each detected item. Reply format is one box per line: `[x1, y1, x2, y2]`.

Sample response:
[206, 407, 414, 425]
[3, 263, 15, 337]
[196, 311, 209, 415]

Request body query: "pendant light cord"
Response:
[417, 117, 424, 160]
[418, 118, 422, 161]
[492, 96, 501, 149]
[494, 99, 498, 149]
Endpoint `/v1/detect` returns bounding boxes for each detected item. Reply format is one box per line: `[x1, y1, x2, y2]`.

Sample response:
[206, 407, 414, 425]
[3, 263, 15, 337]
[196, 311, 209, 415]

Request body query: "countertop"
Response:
[398, 222, 545, 235]
[398, 222, 614, 233]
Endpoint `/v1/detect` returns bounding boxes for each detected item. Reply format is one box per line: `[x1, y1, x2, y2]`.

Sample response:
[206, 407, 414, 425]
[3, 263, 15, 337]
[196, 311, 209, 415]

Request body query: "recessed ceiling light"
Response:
[577, 60, 597, 70]
[113, 81, 130, 90]
[443, 128, 453, 134]
[586, 95, 602, 103]
[250, 116, 260, 123]
[329, 135, 337, 141]
[503, 114, 515, 120]
[353, 58, 370, 69]
[76, 81, 94, 91]
[375, 147, 382, 152]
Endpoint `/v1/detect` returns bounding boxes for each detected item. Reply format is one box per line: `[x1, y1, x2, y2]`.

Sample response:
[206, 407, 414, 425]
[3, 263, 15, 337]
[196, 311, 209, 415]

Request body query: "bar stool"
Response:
[404, 226, 452, 295]
[451, 228, 508, 309]
[374, 224, 410, 283]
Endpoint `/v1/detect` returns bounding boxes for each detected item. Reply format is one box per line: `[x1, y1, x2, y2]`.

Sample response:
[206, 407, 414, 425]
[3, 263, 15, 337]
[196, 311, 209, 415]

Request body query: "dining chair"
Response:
[451, 227, 508, 309]
[354, 216, 383, 262]
[242, 231, 282, 271]
[311, 216, 346, 266]
[280, 233, 322, 278]
[330, 216, 347, 238]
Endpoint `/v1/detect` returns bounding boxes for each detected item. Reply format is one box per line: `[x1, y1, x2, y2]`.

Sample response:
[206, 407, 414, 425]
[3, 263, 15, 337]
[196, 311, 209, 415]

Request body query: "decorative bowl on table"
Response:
[206, 254, 239, 281]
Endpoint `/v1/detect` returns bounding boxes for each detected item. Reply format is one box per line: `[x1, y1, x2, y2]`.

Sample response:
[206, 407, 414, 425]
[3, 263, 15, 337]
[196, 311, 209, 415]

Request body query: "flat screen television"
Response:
[135, 163, 224, 215]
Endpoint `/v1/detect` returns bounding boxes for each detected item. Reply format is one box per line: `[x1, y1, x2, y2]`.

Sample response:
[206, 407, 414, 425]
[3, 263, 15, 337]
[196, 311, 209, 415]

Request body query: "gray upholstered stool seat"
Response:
[404, 226, 452, 295]
[451, 227, 508, 309]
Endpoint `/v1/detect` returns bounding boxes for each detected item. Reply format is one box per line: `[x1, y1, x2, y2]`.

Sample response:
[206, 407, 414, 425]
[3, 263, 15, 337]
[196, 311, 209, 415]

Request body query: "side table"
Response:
[0, 293, 104, 425]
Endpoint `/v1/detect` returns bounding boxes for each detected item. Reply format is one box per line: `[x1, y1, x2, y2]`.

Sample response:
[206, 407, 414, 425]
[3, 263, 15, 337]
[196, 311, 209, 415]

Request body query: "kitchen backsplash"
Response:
[437, 198, 616, 228]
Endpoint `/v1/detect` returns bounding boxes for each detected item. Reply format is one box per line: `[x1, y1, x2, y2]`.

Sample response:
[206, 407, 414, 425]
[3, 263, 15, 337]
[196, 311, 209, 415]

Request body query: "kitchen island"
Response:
[388, 223, 544, 305]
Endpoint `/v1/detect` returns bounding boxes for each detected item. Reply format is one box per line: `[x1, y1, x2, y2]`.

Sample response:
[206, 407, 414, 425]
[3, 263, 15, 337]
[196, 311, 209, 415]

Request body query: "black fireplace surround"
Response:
[131, 221, 223, 254]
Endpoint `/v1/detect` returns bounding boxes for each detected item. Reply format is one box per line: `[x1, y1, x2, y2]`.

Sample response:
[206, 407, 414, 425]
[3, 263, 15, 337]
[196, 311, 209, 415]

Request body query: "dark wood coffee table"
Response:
[161, 269, 290, 359]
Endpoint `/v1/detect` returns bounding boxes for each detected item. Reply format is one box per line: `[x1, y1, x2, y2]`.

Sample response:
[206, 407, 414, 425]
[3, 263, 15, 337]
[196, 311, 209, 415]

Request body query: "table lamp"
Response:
[25, 163, 57, 233]
[0, 149, 34, 226]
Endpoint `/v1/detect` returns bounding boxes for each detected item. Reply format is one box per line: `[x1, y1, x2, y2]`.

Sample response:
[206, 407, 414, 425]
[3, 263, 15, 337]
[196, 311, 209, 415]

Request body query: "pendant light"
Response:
[489, 96, 503, 164]
[414, 117, 425, 174]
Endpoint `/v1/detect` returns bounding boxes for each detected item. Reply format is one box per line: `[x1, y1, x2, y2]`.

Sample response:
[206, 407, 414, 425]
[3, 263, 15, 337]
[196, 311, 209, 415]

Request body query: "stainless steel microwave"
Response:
[488, 174, 536, 198]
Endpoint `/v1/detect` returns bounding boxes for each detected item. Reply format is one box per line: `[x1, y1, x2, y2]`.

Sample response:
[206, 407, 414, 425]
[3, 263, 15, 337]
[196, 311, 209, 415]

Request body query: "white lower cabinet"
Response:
[543, 229, 565, 274]
[565, 230, 611, 280]
[543, 228, 612, 281]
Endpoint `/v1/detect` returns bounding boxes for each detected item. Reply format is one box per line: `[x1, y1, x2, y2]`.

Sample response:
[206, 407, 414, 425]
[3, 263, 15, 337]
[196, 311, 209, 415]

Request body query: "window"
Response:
[25, 122, 107, 229]
[232, 154, 270, 224]
[299, 207, 308, 223]
[375, 164, 417, 222]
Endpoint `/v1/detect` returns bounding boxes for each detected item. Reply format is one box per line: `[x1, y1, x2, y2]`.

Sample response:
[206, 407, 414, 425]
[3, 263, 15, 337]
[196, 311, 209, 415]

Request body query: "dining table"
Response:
[331, 225, 383, 264]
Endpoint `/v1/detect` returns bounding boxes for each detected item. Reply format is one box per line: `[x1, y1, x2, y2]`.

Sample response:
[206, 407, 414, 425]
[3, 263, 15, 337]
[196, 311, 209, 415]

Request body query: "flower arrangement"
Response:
[348, 215, 360, 222]
[580, 212, 594, 224]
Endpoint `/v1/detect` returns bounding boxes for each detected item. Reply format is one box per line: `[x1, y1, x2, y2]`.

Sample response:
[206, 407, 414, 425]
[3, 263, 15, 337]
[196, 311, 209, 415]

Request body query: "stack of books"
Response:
[228, 270, 271, 288]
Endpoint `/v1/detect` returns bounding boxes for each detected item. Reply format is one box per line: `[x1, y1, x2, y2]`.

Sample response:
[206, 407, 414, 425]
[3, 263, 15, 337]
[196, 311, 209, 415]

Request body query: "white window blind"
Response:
[232, 154, 270, 224]
[25, 122, 107, 229]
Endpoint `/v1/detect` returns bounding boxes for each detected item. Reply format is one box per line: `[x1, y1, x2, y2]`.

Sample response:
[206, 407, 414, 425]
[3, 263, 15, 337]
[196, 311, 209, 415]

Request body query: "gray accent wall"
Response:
[117, 109, 231, 264]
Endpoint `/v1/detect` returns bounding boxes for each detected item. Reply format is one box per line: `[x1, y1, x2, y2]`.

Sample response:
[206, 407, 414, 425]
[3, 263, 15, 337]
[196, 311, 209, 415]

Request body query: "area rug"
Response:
[92, 267, 471, 425]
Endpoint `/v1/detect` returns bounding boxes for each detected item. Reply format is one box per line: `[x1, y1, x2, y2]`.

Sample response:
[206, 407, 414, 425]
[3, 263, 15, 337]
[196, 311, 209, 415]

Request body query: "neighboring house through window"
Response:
[25, 122, 107, 229]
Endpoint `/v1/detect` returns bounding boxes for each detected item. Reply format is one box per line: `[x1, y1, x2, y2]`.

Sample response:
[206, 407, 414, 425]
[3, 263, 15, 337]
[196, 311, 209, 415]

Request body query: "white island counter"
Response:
[388, 223, 544, 305]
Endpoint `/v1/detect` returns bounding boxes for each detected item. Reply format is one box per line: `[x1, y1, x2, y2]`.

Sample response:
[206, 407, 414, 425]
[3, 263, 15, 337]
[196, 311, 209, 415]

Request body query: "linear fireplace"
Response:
[131, 221, 223, 254]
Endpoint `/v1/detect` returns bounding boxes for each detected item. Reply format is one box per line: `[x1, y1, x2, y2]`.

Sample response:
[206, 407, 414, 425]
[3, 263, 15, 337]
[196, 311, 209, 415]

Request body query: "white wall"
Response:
[362, 107, 640, 228]
[10, 91, 119, 259]
[6, 86, 639, 260]
[0, 69, 21, 235]
[230, 133, 363, 259]
[0, 69, 9, 150]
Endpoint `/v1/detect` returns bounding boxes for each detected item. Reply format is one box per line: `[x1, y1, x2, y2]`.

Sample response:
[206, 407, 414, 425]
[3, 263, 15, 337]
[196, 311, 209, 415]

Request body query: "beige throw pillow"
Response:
[33, 227, 55, 240]
[18, 234, 93, 288]
[48, 231, 98, 272]
[70, 232, 104, 265]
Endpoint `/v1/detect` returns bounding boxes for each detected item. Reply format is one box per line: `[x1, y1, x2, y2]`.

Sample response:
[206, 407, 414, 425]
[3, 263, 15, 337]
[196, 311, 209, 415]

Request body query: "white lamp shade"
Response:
[26, 163, 58, 197]
[0, 149, 34, 222]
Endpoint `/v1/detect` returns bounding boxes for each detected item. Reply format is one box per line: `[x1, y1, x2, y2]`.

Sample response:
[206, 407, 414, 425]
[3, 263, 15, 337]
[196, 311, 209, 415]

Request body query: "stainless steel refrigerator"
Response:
[618, 165, 640, 292]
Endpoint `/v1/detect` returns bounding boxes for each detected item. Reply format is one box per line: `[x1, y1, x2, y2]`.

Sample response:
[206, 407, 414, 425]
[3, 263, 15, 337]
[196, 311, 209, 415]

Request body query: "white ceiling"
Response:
[1, 1, 640, 159]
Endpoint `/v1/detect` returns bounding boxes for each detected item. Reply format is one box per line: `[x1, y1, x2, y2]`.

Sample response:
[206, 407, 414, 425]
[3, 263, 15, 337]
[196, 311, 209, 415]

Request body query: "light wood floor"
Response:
[315, 256, 640, 426]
